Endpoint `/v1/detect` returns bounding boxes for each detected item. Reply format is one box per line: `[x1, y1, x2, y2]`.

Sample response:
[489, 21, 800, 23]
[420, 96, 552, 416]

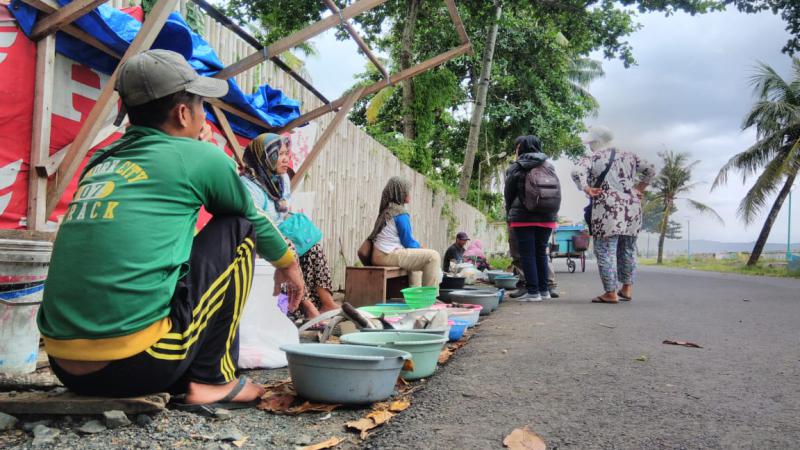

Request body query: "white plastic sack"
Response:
[238, 259, 299, 369]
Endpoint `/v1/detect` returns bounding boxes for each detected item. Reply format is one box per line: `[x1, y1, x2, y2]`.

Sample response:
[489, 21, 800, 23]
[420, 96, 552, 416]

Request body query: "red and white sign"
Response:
[0, 12, 312, 231]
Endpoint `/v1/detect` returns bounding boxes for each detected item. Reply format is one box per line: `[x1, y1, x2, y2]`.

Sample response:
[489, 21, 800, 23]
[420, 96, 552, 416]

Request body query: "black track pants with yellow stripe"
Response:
[50, 216, 256, 397]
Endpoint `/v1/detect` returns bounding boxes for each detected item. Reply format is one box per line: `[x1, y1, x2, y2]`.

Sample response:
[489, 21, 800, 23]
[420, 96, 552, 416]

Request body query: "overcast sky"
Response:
[301, 8, 799, 244]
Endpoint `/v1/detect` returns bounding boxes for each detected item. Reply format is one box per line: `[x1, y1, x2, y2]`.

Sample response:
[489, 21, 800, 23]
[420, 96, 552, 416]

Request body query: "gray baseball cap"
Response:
[115, 49, 229, 107]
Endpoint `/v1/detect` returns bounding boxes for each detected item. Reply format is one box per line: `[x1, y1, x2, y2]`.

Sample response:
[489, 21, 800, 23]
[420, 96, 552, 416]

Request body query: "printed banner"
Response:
[0, 17, 311, 231]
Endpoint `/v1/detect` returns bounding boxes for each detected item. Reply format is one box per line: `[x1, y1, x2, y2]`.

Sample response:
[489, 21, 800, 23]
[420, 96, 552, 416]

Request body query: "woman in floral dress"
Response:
[571, 127, 655, 304]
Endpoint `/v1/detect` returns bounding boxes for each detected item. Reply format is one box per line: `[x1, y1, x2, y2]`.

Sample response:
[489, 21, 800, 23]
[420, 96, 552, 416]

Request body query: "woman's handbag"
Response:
[278, 213, 322, 257]
[357, 239, 373, 266]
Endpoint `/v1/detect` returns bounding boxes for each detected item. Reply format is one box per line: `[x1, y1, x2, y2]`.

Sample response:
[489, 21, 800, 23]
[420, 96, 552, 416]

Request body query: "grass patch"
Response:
[640, 255, 800, 278]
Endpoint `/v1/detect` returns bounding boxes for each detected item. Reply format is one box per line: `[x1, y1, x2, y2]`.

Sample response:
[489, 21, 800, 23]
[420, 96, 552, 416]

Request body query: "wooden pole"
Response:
[31, 0, 109, 40]
[213, 0, 388, 81]
[27, 35, 56, 230]
[442, 0, 471, 48]
[40, 119, 126, 177]
[291, 86, 365, 189]
[278, 43, 471, 133]
[21, 0, 120, 58]
[205, 99, 274, 132]
[209, 103, 245, 166]
[322, 0, 389, 79]
[45, 0, 179, 216]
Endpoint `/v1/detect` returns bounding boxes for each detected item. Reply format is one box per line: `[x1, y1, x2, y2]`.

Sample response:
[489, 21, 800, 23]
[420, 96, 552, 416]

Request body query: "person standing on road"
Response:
[503, 135, 561, 302]
[571, 127, 655, 304]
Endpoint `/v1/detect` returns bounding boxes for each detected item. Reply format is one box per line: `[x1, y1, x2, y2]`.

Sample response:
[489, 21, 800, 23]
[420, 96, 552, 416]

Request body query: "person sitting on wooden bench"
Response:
[368, 176, 441, 287]
[37, 50, 305, 412]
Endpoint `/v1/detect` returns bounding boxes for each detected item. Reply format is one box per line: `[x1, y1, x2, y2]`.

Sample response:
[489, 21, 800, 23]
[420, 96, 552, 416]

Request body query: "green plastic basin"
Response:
[401, 287, 438, 309]
[340, 331, 447, 380]
[358, 304, 414, 317]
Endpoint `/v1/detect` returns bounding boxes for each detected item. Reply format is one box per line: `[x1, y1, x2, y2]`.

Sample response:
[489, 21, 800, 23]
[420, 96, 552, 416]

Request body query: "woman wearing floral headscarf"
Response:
[241, 133, 337, 320]
[369, 177, 441, 287]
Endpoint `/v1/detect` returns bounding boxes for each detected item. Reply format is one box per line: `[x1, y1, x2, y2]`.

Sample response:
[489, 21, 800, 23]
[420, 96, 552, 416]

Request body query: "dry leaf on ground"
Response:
[258, 393, 295, 412]
[438, 348, 454, 364]
[291, 401, 340, 414]
[388, 398, 411, 412]
[231, 437, 248, 448]
[262, 379, 293, 390]
[298, 436, 344, 450]
[346, 409, 396, 439]
[662, 339, 702, 348]
[258, 383, 340, 415]
[402, 359, 415, 372]
[503, 426, 546, 450]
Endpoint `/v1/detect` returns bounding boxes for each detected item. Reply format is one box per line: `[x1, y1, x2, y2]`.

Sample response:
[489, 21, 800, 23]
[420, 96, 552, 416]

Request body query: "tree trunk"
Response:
[747, 171, 797, 266]
[400, 0, 420, 140]
[656, 199, 672, 264]
[458, 0, 502, 200]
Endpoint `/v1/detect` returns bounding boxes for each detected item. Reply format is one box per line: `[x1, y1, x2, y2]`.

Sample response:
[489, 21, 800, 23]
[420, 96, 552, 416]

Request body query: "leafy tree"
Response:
[652, 151, 723, 264]
[714, 59, 800, 266]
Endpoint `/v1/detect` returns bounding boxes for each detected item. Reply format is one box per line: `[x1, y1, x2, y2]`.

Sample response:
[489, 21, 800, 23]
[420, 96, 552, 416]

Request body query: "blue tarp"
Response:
[10, 0, 301, 138]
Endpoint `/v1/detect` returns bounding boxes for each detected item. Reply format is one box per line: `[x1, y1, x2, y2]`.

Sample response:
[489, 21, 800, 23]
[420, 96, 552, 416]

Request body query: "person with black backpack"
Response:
[503, 135, 562, 302]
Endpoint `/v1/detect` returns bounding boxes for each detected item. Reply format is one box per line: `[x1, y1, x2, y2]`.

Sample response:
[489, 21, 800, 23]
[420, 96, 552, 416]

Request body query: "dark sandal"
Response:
[617, 291, 632, 301]
[591, 296, 618, 304]
[170, 376, 260, 417]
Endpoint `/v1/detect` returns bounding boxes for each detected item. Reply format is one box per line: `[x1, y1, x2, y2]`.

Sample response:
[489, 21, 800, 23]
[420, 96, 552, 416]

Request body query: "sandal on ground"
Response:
[170, 376, 260, 417]
[591, 296, 618, 304]
[617, 291, 632, 301]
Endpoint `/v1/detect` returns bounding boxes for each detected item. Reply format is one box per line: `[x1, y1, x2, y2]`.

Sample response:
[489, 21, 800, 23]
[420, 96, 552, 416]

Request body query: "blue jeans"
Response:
[514, 226, 552, 294]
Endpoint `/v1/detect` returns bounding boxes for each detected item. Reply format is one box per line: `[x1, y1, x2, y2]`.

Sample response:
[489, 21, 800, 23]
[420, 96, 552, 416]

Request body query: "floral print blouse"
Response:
[571, 148, 656, 238]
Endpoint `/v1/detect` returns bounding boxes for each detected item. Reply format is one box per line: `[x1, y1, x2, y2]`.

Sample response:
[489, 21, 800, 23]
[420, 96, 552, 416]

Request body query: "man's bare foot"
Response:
[185, 378, 266, 405]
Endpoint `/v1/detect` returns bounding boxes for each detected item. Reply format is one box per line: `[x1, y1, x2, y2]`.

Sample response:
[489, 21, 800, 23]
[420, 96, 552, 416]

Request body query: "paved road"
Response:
[368, 262, 800, 449]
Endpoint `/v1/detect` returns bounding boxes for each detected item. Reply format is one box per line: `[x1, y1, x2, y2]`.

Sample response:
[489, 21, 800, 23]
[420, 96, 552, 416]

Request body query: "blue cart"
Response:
[549, 225, 588, 273]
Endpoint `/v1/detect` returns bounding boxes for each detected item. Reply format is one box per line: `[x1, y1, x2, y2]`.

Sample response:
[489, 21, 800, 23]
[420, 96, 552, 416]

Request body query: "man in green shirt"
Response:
[38, 50, 305, 408]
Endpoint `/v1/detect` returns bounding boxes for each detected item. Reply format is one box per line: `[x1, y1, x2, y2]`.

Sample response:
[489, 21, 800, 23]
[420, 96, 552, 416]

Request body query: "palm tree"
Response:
[713, 59, 800, 266]
[567, 56, 604, 113]
[652, 151, 723, 264]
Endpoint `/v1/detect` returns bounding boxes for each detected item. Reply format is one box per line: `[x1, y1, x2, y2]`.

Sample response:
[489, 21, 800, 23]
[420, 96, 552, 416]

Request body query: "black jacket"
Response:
[504, 152, 558, 223]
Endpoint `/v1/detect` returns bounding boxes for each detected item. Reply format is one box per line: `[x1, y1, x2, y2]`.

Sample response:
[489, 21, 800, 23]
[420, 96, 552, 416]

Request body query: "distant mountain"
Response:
[637, 234, 800, 257]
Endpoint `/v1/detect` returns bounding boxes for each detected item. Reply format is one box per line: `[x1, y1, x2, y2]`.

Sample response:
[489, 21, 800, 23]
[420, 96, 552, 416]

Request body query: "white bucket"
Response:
[0, 239, 52, 374]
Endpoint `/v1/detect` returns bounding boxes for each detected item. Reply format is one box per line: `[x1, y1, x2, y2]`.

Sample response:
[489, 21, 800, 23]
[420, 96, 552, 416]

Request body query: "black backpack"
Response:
[522, 163, 561, 213]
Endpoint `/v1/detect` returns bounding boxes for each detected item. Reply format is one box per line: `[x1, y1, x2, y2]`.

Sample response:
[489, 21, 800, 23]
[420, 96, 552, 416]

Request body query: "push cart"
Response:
[549, 225, 588, 273]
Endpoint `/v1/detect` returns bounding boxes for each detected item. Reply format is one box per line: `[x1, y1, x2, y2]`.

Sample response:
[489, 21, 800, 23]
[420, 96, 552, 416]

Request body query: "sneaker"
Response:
[539, 291, 551, 300]
[549, 290, 560, 299]
[516, 293, 542, 302]
[509, 288, 527, 299]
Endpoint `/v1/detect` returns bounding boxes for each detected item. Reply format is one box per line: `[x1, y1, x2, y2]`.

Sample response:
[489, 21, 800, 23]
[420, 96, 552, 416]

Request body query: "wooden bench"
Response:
[345, 266, 409, 307]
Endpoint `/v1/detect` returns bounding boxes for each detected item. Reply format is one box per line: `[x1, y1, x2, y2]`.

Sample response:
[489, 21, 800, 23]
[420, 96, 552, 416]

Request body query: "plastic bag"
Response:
[238, 259, 299, 369]
[458, 266, 480, 285]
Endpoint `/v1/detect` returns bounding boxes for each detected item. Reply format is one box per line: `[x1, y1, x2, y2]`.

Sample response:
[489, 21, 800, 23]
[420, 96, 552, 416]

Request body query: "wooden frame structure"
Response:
[15, 0, 473, 235]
